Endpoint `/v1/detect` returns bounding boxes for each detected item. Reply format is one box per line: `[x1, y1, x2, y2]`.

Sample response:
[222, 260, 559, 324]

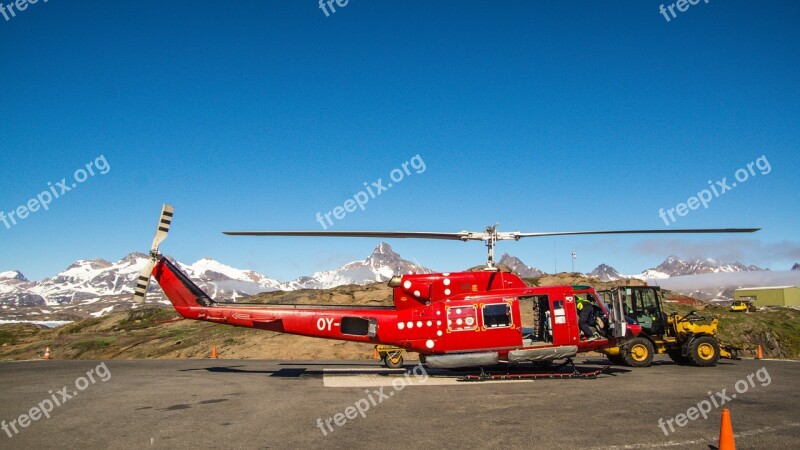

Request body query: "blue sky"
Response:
[1, 1, 798, 281]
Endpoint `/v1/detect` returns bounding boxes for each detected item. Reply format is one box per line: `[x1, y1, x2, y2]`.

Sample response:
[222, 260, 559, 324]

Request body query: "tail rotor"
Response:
[132, 204, 174, 303]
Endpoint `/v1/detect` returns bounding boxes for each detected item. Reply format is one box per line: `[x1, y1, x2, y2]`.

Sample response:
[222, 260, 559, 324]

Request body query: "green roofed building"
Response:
[734, 286, 800, 307]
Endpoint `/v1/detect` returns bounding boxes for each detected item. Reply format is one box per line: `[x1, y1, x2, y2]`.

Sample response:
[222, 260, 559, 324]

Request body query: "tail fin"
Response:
[153, 257, 214, 310]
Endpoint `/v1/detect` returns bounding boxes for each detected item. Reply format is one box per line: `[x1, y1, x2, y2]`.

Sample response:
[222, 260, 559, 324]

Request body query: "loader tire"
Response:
[688, 336, 720, 367]
[622, 337, 654, 367]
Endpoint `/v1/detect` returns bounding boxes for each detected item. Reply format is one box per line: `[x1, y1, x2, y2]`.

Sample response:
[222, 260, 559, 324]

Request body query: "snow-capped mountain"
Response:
[0, 253, 282, 308]
[639, 256, 763, 279]
[277, 243, 432, 290]
[0, 247, 777, 319]
[588, 264, 624, 282]
[30, 253, 151, 305]
[497, 253, 543, 278]
[0, 271, 45, 307]
[0, 243, 431, 316]
[792, 263, 800, 271]
[178, 257, 282, 300]
[587, 256, 764, 282]
[0, 271, 27, 282]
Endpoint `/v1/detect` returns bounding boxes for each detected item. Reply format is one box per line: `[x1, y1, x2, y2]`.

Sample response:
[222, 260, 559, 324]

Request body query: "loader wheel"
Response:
[667, 349, 689, 365]
[622, 337, 654, 367]
[384, 353, 404, 369]
[688, 336, 720, 367]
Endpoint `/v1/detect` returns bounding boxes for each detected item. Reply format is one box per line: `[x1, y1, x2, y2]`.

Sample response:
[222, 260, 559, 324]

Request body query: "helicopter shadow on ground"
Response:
[178, 365, 324, 378]
[177, 364, 406, 378]
[581, 357, 738, 369]
[277, 362, 384, 368]
[177, 361, 634, 379]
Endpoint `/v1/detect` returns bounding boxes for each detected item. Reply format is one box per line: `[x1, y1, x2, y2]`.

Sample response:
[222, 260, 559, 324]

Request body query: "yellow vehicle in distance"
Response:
[730, 299, 756, 312]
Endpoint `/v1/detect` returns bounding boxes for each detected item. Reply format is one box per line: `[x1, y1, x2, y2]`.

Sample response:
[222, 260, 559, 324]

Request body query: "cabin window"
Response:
[447, 306, 478, 332]
[341, 317, 370, 336]
[482, 303, 512, 329]
[553, 300, 566, 325]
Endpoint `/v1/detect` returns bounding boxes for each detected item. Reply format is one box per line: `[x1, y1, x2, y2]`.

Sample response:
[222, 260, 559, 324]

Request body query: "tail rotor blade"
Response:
[133, 204, 174, 303]
[151, 204, 174, 252]
[133, 262, 155, 303]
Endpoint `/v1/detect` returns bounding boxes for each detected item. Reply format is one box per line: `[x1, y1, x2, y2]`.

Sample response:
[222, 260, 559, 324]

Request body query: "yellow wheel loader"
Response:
[598, 286, 739, 367]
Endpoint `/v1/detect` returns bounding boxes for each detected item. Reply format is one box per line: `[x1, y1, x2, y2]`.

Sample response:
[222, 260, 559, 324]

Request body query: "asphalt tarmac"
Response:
[1, 356, 798, 449]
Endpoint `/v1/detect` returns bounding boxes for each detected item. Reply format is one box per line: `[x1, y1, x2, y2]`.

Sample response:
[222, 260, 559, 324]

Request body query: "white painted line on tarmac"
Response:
[590, 422, 800, 450]
[322, 367, 406, 373]
[322, 371, 531, 387]
[740, 357, 800, 363]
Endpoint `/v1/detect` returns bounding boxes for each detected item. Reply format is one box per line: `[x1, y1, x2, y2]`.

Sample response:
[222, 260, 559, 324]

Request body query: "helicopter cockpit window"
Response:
[482, 303, 512, 329]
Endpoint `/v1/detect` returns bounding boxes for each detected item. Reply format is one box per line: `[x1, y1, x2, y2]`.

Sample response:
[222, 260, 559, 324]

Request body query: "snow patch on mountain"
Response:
[0, 271, 27, 281]
[640, 255, 763, 278]
[278, 243, 432, 290]
[0, 243, 432, 315]
[588, 264, 624, 282]
[0, 252, 283, 307]
[497, 254, 543, 278]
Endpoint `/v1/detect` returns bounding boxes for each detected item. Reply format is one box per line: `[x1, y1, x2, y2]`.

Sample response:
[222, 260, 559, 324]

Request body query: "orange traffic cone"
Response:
[43, 346, 50, 360]
[211, 345, 218, 359]
[372, 348, 379, 360]
[718, 408, 735, 450]
[756, 344, 764, 360]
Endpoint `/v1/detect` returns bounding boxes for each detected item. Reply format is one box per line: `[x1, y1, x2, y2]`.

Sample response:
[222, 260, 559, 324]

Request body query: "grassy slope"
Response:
[662, 303, 800, 358]
[0, 281, 393, 362]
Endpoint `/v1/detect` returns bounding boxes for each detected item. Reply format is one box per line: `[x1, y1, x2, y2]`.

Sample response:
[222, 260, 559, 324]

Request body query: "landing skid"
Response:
[457, 359, 609, 382]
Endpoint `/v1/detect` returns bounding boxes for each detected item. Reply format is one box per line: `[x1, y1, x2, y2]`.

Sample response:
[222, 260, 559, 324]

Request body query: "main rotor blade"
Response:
[224, 228, 760, 241]
[223, 231, 469, 240]
[514, 228, 760, 238]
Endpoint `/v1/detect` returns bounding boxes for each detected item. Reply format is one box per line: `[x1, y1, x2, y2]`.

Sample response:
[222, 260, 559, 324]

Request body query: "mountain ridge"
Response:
[0, 243, 431, 309]
[1, 249, 787, 318]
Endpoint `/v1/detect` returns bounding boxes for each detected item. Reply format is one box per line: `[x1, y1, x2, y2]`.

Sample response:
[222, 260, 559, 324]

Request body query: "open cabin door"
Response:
[609, 289, 628, 339]
[549, 294, 578, 345]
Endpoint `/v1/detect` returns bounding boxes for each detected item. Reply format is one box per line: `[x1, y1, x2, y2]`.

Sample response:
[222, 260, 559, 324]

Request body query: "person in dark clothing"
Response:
[577, 296, 599, 340]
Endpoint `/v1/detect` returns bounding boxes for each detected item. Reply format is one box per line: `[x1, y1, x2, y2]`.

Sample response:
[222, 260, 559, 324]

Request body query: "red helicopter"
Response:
[133, 205, 758, 371]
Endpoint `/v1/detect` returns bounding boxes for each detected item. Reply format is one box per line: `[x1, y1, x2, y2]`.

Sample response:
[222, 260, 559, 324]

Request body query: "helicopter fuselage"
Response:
[154, 257, 636, 367]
